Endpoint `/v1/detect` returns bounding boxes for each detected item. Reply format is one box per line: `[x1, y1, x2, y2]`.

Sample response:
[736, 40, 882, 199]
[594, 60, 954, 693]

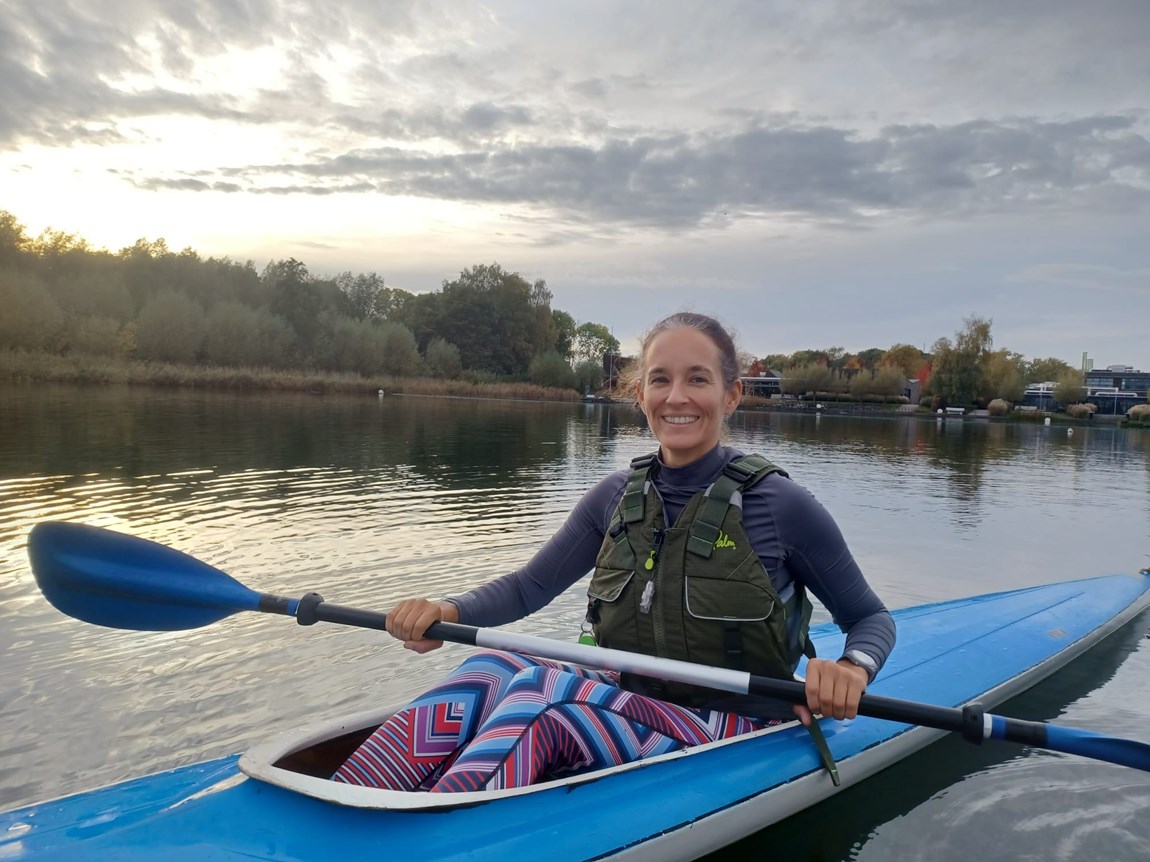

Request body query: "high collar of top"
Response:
[654, 444, 733, 493]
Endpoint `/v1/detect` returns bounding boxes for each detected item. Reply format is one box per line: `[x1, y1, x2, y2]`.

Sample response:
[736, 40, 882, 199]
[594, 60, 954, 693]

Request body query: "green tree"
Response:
[552, 309, 577, 359]
[848, 366, 906, 399]
[1053, 370, 1085, 405]
[434, 264, 543, 375]
[424, 337, 463, 378]
[761, 353, 792, 370]
[783, 364, 837, 397]
[52, 270, 133, 321]
[336, 271, 386, 321]
[66, 316, 123, 356]
[135, 290, 205, 363]
[529, 350, 576, 390]
[928, 315, 993, 406]
[573, 322, 620, 365]
[0, 210, 31, 269]
[1025, 356, 1074, 383]
[265, 258, 323, 352]
[528, 279, 558, 357]
[790, 349, 830, 368]
[395, 291, 441, 350]
[856, 347, 886, 372]
[378, 321, 422, 376]
[981, 349, 1026, 402]
[0, 270, 64, 350]
[574, 359, 604, 393]
[327, 317, 389, 375]
[203, 302, 293, 368]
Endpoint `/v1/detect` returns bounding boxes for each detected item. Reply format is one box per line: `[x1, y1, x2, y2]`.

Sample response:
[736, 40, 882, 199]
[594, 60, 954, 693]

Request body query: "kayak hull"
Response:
[4, 573, 1150, 861]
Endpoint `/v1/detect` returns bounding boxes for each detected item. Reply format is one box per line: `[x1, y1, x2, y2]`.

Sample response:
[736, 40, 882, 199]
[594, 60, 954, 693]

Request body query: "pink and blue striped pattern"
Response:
[333, 651, 765, 793]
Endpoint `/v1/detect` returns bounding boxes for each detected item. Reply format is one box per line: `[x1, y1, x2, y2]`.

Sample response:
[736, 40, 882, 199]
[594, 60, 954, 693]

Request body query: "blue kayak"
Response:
[3, 572, 1150, 861]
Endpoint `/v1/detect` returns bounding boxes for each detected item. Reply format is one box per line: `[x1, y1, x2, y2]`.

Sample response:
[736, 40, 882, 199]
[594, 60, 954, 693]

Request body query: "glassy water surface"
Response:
[2, 383, 1149, 859]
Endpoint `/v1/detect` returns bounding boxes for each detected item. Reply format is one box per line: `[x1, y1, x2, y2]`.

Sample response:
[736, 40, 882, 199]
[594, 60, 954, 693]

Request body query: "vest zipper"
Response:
[649, 529, 668, 657]
[640, 529, 665, 613]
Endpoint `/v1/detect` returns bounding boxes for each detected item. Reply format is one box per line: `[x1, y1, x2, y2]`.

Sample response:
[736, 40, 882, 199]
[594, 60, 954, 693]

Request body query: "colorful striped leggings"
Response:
[332, 651, 766, 793]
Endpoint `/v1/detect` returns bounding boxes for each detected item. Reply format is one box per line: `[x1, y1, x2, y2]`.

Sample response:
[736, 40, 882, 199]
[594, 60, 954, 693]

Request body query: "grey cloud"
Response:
[129, 115, 1150, 228]
[340, 103, 536, 144]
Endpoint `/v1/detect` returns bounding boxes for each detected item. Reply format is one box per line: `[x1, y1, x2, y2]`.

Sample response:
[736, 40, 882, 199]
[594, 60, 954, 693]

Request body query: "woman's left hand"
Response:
[793, 657, 869, 725]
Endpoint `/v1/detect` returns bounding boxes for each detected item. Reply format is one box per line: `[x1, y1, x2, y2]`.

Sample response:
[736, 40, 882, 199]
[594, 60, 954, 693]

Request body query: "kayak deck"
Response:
[3, 572, 1149, 861]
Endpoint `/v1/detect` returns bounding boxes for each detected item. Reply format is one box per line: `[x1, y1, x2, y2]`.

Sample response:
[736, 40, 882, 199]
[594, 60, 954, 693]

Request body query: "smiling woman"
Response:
[331, 310, 895, 798]
[635, 314, 743, 468]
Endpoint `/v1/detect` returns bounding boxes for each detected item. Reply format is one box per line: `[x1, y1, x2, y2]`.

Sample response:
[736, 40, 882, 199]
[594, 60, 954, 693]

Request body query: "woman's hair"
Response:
[636, 312, 741, 388]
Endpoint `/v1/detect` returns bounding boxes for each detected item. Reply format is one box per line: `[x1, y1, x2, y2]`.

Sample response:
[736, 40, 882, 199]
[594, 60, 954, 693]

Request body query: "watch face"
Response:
[844, 650, 877, 676]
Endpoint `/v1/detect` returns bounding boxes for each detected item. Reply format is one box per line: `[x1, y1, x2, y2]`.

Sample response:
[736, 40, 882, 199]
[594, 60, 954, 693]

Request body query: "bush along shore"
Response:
[0, 349, 582, 402]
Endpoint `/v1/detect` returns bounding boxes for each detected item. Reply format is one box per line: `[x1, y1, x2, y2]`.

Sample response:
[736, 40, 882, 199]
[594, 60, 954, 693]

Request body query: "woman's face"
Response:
[636, 326, 742, 468]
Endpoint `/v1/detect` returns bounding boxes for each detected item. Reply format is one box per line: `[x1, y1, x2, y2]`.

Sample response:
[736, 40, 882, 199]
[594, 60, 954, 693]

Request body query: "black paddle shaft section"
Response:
[747, 673, 979, 739]
[291, 592, 479, 645]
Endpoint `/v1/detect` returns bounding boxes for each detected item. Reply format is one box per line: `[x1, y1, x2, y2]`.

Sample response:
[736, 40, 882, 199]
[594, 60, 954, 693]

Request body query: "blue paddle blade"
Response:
[1043, 725, 1150, 772]
[28, 522, 266, 631]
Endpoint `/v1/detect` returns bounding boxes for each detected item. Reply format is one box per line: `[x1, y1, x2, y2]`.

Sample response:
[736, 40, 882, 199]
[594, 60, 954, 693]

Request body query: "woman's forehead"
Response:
[643, 327, 721, 365]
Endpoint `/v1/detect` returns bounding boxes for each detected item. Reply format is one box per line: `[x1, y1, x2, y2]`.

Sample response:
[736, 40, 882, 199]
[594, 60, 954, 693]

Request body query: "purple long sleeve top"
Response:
[449, 444, 895, 676]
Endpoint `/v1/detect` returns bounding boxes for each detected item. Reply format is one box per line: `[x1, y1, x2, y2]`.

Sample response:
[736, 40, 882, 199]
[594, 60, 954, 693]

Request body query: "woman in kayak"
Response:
[333, 312, 895, 793]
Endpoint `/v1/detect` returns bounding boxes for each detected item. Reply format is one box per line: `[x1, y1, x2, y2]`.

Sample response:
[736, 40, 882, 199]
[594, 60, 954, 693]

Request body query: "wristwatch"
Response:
[839, 649, 878, 684]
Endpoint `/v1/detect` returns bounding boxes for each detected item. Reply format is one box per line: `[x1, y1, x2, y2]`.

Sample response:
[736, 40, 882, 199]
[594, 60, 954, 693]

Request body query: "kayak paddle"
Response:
[26, 520, 1150, 773]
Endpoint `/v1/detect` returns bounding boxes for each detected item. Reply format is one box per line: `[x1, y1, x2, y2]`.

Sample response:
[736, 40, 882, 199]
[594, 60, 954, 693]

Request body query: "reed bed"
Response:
[0, 349, 581, 402]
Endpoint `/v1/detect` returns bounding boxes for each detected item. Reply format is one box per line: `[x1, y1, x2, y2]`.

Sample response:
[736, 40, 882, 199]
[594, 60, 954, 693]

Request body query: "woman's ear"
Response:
[726, 379, 743, 415]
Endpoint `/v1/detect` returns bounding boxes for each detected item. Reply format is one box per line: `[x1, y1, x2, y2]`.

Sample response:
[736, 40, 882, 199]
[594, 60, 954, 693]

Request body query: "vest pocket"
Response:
[588, 567, 635, 603]
[684, 554, 776, 622]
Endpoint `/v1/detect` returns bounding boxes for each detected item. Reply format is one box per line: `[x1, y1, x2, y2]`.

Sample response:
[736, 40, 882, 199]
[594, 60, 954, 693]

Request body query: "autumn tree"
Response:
[882, 344, 926, 379]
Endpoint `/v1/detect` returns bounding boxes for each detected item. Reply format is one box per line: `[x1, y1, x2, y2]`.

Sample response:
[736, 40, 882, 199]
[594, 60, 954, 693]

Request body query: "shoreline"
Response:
[3, 349, 1143, 428]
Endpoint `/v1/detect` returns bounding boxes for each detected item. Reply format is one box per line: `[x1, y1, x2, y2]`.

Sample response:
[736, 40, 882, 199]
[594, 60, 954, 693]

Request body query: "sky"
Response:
[2, 0, 1148, 366]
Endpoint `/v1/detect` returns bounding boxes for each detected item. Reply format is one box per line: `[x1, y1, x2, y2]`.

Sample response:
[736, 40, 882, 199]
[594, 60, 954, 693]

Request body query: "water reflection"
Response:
[709, 617, 1150, 861]
[1, 384, 1149, 861]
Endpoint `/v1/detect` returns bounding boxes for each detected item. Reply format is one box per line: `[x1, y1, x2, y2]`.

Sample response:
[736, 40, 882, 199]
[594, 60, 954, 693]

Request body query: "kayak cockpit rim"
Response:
[238, 703, 804, 810]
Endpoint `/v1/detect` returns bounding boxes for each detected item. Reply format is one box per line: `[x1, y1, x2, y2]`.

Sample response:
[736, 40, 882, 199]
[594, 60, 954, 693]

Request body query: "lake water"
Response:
[2, 383, 1149, 860]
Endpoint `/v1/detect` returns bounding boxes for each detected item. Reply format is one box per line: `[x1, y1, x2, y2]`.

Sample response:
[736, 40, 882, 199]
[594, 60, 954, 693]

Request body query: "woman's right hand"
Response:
[385, 598, 460, 653]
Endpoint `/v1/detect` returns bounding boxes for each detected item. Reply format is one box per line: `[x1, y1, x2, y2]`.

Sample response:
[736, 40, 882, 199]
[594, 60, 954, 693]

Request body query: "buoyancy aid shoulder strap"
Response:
[620, 452, 657, 525]
[687, 454, 785, 558]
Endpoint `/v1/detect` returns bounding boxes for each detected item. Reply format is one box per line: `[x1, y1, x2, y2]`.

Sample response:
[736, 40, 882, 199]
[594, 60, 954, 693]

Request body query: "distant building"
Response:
[1021, 382, 1058, 411]
[1022, 366, 1148, 415]
[740, 371, 783, 398]
[1084, 365, 1149, 415]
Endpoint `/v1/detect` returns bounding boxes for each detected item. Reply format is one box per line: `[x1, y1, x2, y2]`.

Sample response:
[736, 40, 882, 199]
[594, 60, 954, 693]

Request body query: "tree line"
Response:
[1, 209, 1102, 407]
[0, 211, 620, 392]
[748, 315, 1087, 407]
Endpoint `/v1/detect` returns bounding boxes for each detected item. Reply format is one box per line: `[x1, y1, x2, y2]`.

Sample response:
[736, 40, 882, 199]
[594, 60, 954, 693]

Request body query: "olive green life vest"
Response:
[586, 452, 816, 708]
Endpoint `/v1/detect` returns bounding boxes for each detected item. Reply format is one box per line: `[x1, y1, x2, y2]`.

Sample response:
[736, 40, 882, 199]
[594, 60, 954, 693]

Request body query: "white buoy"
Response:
[1067, 427, 1073, 436]
[1044, 417, 1051, 426]
[378, 389, 385, 397]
